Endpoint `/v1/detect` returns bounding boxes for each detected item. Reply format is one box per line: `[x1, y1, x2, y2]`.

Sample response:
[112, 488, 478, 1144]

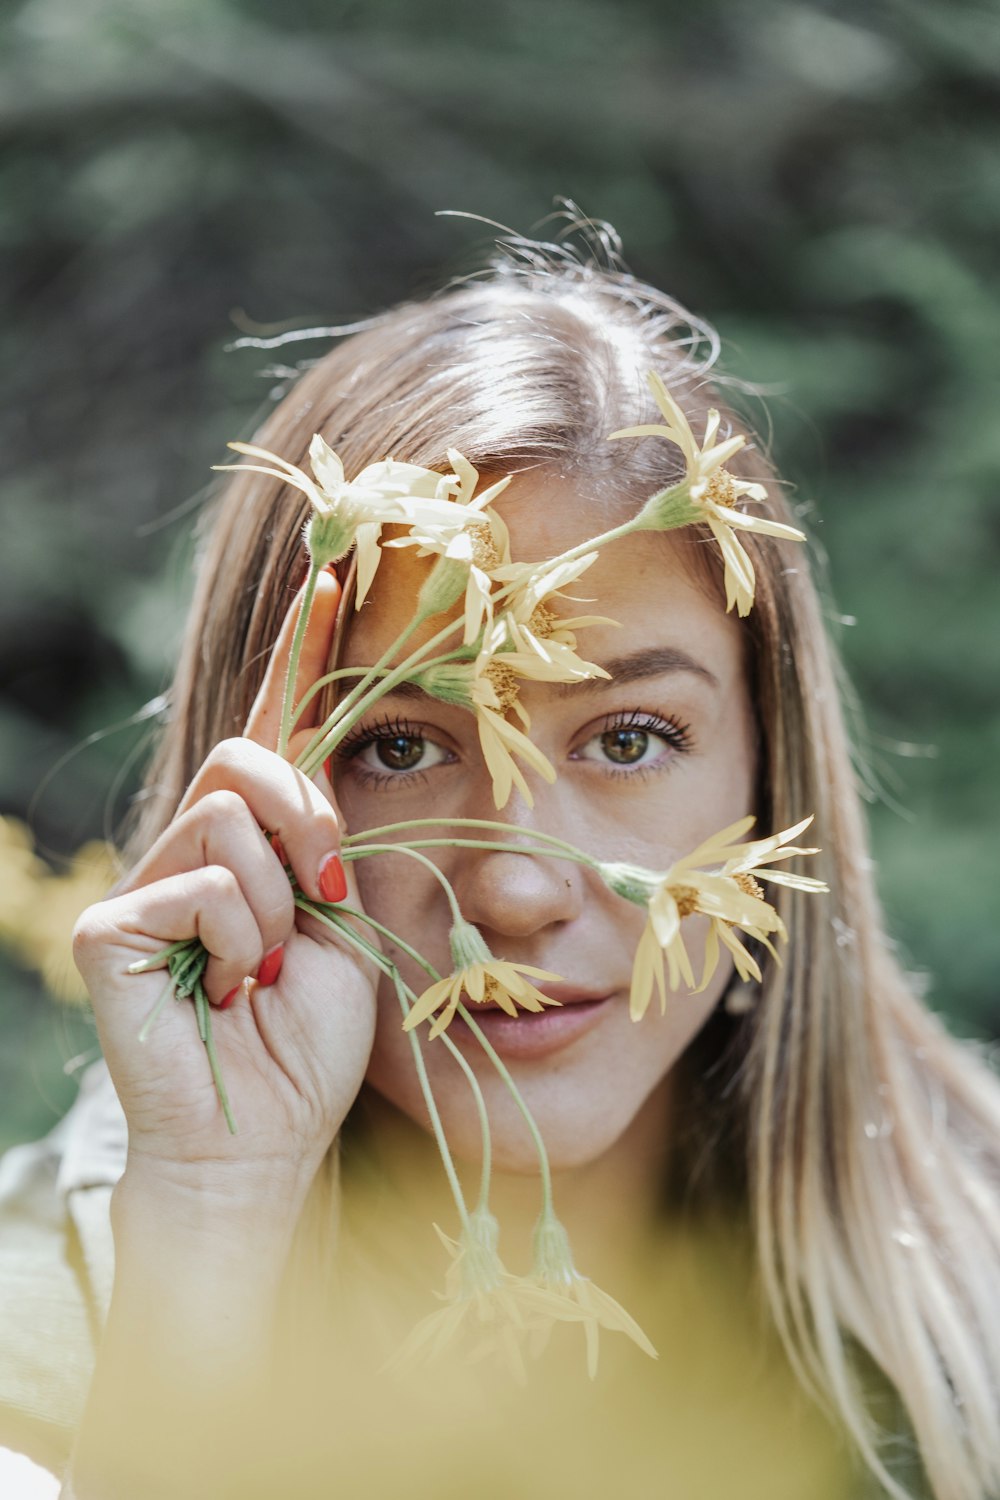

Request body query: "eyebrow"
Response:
[371, 646, 719, 702]
[553, 646, 720, 694]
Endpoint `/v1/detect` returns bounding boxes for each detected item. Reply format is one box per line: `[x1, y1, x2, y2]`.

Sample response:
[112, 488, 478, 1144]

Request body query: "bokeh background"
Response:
[1, 0, 998, 1149]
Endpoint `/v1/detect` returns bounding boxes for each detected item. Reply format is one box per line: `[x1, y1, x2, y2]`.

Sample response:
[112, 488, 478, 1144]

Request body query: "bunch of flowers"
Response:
[129, 375, 824, 1378]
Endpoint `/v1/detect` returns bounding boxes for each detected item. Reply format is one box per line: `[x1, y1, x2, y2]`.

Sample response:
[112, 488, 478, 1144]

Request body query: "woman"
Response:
[2, 228, 998, 1500]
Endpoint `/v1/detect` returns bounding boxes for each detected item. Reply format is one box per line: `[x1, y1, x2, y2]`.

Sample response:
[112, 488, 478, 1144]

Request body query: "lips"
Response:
[451, 991, 615, 1060]
[476, 980, 614, 1012]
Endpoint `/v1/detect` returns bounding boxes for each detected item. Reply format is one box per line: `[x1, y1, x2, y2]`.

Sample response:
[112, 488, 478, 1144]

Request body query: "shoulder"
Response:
[0, 1060, 125, 1475]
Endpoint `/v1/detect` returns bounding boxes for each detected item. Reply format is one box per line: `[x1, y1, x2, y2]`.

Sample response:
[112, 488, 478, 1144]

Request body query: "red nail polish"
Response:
[319, 853, 347, 903]
[270, 835, 286, 867]
[218, 984, 242, 1010]
[256, 945, 285, 987]
[323, 756, 333, 780]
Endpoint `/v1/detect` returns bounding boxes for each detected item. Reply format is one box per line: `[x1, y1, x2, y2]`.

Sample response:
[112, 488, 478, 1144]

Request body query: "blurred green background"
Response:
[1, 0, 998, 1149]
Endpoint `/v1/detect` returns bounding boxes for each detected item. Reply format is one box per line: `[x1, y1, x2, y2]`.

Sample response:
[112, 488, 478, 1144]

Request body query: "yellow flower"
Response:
[609, 371, 806, 616]
[403, 916, 562, 1039]
[387, 449, 513, 641]
[387, 1213, 583, 1381]
[0, 819, 119, 1003]
[601, 816, 826, 1021]
[489, 551, 616, 681]
[214, 437, 477, 602]
[530, 1215, 658, 1378]
[413, 648, 557, 809]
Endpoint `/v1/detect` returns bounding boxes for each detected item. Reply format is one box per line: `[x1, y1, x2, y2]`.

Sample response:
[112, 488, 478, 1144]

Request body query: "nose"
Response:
[447, 790, 585, 942]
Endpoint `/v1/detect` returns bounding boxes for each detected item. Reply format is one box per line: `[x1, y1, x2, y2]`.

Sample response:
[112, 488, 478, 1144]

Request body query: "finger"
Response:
[116, 789, 296, 966]
[244, 570, 342, 748]
[174, 738, 343, 905]
[77, 868, 265, 1008]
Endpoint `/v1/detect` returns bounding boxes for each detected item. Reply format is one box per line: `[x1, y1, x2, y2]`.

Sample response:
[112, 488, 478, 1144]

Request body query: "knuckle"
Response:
[201, 863, 242, 905]
[199, 787, 249, 829]
[209, 736, 266, 779]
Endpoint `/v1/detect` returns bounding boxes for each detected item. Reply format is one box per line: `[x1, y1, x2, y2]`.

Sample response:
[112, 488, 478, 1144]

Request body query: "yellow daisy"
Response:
[387, 449, 513, 641]
[601, 816, 827, 1021]
[214, 436, 478, 600]
[609, 371, 806, 616]
[403, 916, 562, 1039]
[413, 648, 558, 809]
[490, 551, 616, 679]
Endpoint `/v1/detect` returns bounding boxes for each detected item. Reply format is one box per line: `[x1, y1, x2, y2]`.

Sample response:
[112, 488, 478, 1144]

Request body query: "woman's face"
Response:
[334, 474, 757, 1173]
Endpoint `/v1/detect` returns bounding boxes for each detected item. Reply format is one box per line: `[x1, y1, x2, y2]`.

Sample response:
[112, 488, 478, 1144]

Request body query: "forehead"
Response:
[341, 472, 741, 680]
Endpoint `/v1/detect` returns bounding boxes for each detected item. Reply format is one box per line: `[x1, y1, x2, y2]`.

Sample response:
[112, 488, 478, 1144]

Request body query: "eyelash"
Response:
[335, 708, 694, 789]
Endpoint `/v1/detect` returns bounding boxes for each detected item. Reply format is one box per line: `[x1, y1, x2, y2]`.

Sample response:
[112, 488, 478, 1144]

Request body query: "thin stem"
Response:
[330, 903, 441, 983]
[342, 816, 599, 865]
[291, 666, 382, 728]
[298, 897, 470, 1231]
[439, 1035, 493, 1217]
[388, 971, 472, 1232]
[455, 1002, 554, 1217]
[278, 556, 323, 759]
[546, 517, 642, 573]
[349, 836, 594, 868]
[192, 980, 237, 1135]
[297, 617, 462, 778]
[137, 975, 177, 1043]
[127, 938, 195, 974]
[325, 902, 493, 1213]
[340, 843, 463, 924]
[294, 612, 430, 774]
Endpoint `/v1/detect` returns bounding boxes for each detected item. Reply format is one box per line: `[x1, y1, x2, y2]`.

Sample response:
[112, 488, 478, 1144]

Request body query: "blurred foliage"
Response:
[1, 0, 998, 1143]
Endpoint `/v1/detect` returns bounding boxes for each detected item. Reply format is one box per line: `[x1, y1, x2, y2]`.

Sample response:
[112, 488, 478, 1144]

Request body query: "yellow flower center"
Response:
[485, 660, 520, 715]
[703, 469, 740, 511]
[481, 974, 508, 1006]
[674, 884, 699, 918]
[735, 872, 765, 901]
[528, 603, 558, 640]
[469, 521, 500, 569]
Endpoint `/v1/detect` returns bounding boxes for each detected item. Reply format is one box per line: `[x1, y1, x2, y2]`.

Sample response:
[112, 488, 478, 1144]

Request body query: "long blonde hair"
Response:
[130, 226, 1000, 1500]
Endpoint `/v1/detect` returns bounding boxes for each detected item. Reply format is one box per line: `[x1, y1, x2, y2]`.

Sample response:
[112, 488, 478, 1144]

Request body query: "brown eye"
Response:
[600, 728, 650, 765]
[376, 734, 426, 770]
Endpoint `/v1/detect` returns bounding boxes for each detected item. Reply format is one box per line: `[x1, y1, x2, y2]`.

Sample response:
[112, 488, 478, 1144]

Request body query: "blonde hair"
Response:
[130, 225, 1000, 1500]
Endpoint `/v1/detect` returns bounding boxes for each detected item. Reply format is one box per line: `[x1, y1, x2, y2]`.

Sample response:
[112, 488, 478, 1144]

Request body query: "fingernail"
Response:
[319, 852, 347, 903]
[270, 835, 287, 867]
[218, 983, 243, 1010]
[323, 756, 333, 780]
[256, 945, 285, 988]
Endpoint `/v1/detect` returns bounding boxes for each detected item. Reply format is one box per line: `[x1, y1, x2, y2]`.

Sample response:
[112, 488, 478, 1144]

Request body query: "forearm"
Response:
[63, 1169, 308, 1500]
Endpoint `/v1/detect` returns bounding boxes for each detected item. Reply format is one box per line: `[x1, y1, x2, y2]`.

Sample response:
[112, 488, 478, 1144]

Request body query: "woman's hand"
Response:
[72, 571, 377, 1218]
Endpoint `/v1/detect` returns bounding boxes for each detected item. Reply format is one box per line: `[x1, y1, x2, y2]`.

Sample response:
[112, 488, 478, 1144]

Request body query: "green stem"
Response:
[326, 902, 493, 1214]
[294, 612, 430, 774]
[341, 817, 599, 865]
[127, 938, 195, 974]
[390, 971, 472, 1233]
[137, 975, 177, 1043]
[297, 896, 471, 1232]
[290, 666, 382, 728]
[542, 517, 641, 574]
[278, 555, 323, 759]
[296, 617, 462, 778]
[340, 842, 463, 924]
[455, 1002, 554, 1217]
[348, 836, 594, 868]
[329, 903, 441, 983]
[192, 980, 237, 1134]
